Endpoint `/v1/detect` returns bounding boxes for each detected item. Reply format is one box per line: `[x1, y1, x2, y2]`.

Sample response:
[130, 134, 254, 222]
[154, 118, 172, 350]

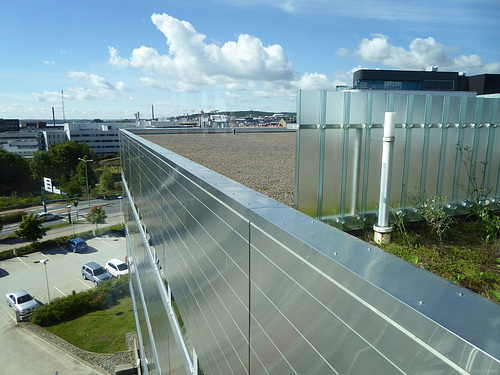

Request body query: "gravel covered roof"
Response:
[140, 130, 297, 207]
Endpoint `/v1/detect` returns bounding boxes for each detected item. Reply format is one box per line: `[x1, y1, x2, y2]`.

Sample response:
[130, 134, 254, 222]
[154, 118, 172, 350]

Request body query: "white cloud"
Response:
[108, 46, 130, 69]
[140, 77, 167, 89]
[109, 13, 297, 92]
[292, 72, 338, 90]
[33, 91, 61, 102]
[43, 61, 55, 65]
[353, 35, 500, 74]
[69, 71, 131, 92]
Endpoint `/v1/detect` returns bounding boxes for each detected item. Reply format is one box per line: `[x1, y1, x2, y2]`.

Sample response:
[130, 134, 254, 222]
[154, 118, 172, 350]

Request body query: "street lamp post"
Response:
[78, 157, 93, 206]
[34, 259, 50, 304]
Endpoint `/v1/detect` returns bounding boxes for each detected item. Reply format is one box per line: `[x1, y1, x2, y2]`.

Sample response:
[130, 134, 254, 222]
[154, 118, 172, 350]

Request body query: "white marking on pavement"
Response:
[16, 257, 31, 268]
[95, 237, 112, 246]
[78, 279, 91, 288]
[54, 286, 67, 297]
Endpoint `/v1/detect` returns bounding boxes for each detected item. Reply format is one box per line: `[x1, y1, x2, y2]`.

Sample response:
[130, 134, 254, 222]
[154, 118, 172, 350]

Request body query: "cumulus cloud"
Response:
[109, 13, 298, 92]
[108, 46, 129, 69]
[69, 71, 131, 92]
[140, 77, 169, 90]
[353, 35, 500, 74]
[292, 72, 338, 90]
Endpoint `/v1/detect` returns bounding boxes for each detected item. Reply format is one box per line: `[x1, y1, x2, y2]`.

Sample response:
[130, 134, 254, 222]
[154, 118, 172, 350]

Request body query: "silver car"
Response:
[6, 290, 39, 316]
[81, 262, 112, 285]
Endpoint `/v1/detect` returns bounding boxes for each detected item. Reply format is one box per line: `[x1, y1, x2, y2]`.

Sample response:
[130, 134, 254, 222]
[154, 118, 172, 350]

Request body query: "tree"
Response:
[0, 149, 33, 195]
[14, 213, 47, 244]
[99, 166, 115, 192]
[61, 172, 85, 197]
[86, 205, 107, 232]
[30, 151, 53, 181]
[48, 141, 96, 178]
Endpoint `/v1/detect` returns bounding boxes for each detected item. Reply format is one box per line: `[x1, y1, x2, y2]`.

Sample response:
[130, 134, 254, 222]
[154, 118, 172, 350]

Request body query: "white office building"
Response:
[64, 122, 144, 155]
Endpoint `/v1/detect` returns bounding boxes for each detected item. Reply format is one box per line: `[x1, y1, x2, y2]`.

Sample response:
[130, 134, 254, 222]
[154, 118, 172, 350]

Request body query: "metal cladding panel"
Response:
[249, 207, 500, 372]
[120, 130, 500, 374]
[128, 139, 251, 374]
[296, 91, 500, 226]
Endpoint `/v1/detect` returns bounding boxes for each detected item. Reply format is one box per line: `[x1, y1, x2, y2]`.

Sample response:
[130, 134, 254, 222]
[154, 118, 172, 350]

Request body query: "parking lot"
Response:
[0, 234, 127, 374]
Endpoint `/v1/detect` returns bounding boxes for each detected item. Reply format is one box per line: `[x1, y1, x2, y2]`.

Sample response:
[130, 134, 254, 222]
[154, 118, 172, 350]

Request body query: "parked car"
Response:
[81, 262, 112, 285]
[37, 212, 61, 222]
[66, 238, 88, 253]
[5, 290, 39, 316]
[105, 258, 129, 278]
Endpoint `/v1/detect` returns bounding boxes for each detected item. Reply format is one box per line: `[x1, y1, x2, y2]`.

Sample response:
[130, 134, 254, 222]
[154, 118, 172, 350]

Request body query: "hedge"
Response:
[29, 275, 130, 326]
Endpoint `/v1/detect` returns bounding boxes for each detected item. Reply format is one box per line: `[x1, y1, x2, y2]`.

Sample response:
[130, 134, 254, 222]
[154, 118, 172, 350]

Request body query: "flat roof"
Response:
[138, 129, 297, 207]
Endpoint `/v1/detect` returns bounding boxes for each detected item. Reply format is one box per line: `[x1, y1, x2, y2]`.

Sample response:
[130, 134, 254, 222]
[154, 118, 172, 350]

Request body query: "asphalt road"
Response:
[0, 235, 127, 374]
[0, 198, 124, 253]
[1, 197, 124, 239]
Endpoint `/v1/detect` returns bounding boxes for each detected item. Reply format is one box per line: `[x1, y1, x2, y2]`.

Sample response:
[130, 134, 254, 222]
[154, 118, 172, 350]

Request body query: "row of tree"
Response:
[1, 141, 117, 197]
[14, 206, 108, 244]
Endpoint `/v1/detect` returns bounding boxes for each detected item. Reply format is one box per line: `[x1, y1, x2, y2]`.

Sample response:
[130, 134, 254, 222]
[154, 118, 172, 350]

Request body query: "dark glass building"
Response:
[353, 69, 500, 94]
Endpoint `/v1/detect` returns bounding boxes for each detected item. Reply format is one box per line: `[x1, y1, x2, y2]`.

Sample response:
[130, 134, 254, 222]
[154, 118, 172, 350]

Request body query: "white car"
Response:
[37, 212, 61, 222]
[6, 290, 39, 316]
[105, 258, 129, 278]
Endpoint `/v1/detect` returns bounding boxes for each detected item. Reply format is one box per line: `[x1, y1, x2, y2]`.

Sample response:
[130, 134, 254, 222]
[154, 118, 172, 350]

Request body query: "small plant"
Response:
[477, 207, 500, 244]
[420, 195, 454, 244]
[390, 207, 411, 247]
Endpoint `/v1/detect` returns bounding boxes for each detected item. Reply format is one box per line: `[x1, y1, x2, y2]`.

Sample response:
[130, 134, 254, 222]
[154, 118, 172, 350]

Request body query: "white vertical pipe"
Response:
[374, 112, 396, 243]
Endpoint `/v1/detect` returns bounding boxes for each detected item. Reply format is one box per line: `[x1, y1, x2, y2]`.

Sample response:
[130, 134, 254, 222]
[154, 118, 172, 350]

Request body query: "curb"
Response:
[19, 321, 135, 375]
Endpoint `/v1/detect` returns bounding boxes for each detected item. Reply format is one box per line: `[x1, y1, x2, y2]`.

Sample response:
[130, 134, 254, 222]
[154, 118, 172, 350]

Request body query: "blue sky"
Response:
[1, 0, 499, 120]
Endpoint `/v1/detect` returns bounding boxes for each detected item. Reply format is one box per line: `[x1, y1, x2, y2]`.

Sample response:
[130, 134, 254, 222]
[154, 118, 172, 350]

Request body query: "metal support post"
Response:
[374, 112, 396, 244]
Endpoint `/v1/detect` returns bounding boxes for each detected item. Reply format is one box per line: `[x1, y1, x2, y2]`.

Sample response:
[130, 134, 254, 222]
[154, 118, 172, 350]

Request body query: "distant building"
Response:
[21, 121, 47, 129]
[468, 74, 500, 95]
[352, 69, 500, 94]
[64, 121, 145, 155]
[0, 130, 39, 156]
[0, 119, 20, 132]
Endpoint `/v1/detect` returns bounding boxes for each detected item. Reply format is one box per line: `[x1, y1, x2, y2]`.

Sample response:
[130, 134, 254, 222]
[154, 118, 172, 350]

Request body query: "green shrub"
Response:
[420, 195, 454, 244]
[1, 211, 27, 224]
[30, 276, 129, 326]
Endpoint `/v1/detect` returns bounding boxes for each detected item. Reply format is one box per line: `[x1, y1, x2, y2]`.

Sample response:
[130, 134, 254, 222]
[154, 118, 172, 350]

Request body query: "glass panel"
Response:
[371, 92, 389, 125]
[431, 96, 445, 124]
[299, 90, 321, 125]
[325, 91, 344, 125]
[449, 96, 462, 124]
[349, 92, 368, 125]
[465, 97, 477, 124]
[321, 128, 345, 216]
[297, 128, 320, 217]
[412, 95, 427, 124]
[393, 94, 408, 124]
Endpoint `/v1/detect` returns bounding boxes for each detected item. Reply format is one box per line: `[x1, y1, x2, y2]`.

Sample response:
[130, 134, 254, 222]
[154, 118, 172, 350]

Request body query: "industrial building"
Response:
[353, 68, 500, 94]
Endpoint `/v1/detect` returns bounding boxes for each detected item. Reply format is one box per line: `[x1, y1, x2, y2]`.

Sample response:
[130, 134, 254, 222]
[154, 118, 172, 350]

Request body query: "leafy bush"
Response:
[30, 276, 129, 326]
[420, 195, 454, 244]
[477, 207, 500, 244]
[1, 211, 27, 224]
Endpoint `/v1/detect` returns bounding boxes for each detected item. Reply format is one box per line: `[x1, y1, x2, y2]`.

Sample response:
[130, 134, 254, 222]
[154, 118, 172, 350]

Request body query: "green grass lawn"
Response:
[45, 296, 135, 353]
[356, 216, 500, 304]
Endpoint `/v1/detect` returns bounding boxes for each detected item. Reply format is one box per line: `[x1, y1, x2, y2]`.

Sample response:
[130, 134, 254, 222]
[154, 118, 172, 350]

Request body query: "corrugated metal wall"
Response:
[296, 90, 500, 229]
[121, 130, 500, 374]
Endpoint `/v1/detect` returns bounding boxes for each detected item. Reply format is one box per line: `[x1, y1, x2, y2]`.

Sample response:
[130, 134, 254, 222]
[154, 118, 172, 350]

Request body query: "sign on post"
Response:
[43, 177, 52, 192]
